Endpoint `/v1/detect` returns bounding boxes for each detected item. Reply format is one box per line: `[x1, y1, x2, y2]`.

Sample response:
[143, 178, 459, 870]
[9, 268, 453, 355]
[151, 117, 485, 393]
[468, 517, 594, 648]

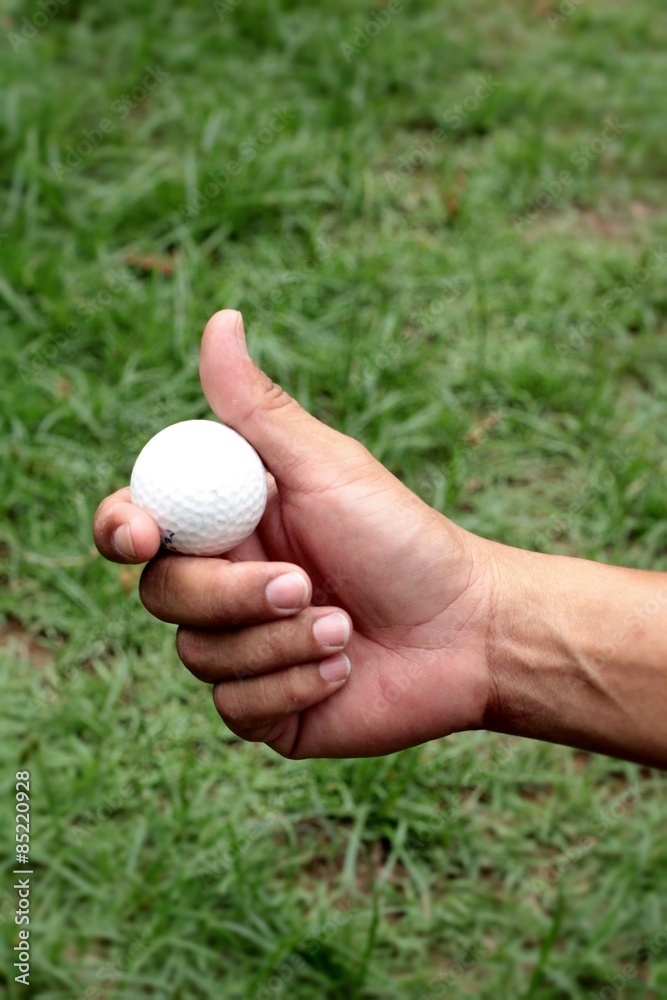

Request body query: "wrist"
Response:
[482, 543, 667, 767]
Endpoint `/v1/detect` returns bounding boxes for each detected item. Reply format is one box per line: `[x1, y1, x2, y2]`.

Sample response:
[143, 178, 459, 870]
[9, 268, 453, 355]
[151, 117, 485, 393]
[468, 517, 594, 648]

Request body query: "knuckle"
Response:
[235, 625, 280, 673]
[257, 627, 285, 668]
[212, 677, 299, 747]
[227, 657, 251, 681]
[329, 432, 376, 475]
[213, 682, 246, 725]
[262, 378, 295, 413]
[177, 628, 243, 680]
[205, 562, 236, 623]
[251, 619, 306, 672]
[342, 434, 371, 461]
[277, 668, 305, 710]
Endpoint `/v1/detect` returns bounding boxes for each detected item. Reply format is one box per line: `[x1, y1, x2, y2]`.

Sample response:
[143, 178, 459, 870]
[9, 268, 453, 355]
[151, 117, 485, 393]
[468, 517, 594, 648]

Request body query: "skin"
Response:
[94, 310, 667, 768]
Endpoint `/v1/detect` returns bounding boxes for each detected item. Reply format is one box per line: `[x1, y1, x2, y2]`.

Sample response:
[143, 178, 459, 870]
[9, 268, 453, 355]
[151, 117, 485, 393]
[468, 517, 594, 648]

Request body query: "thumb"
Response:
[199, 310, 352, 486]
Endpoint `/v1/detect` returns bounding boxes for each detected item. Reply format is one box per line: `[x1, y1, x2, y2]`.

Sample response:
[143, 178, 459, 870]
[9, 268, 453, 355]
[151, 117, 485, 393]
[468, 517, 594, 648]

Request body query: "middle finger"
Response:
[177, 607, 352, 682]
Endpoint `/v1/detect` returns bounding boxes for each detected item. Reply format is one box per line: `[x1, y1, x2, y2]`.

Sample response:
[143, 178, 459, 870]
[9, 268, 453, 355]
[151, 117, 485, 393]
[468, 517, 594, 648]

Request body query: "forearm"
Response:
[484, 544, 667, 768]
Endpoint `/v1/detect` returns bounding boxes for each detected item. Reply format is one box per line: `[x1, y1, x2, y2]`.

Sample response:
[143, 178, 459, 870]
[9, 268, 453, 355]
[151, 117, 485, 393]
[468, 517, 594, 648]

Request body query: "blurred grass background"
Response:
[1, 0, 667, 996]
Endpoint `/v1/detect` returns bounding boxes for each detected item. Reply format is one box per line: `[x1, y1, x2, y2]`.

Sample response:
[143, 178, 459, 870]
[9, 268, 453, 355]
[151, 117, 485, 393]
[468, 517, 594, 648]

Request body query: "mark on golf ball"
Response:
[162, 530, 176, 549]
[130, 420, 268, 556]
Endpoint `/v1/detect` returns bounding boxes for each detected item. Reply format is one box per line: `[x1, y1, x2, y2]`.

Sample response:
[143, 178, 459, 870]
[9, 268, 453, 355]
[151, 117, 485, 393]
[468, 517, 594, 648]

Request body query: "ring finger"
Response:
[212, 652, 352, 743]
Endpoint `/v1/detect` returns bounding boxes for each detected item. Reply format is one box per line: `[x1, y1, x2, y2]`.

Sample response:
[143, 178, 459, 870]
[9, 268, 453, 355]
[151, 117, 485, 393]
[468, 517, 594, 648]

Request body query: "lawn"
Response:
[1, 0, 667, 996]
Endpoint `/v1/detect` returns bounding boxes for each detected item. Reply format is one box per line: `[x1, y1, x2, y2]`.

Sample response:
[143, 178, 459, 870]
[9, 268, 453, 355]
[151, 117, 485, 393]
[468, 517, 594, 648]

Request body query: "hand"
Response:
[94, 310, 498, 759]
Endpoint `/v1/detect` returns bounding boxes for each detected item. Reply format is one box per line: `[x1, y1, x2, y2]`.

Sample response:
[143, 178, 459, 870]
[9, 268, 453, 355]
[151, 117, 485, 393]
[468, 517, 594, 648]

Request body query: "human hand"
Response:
[94, 310, 498, 759]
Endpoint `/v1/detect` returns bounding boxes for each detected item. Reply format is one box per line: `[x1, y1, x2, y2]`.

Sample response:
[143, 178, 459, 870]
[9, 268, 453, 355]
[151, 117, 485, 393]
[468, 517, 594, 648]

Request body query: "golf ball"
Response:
[130, 420, 268, 556]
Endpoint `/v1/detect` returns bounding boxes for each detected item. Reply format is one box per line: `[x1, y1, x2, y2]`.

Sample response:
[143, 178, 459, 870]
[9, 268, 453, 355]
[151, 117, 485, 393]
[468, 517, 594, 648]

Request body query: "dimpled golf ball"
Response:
[130, 420, 268, 556]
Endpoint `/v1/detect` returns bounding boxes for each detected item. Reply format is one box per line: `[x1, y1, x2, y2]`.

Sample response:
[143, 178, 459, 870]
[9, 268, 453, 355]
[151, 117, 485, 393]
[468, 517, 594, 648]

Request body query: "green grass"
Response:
[1, 0, 667, 996]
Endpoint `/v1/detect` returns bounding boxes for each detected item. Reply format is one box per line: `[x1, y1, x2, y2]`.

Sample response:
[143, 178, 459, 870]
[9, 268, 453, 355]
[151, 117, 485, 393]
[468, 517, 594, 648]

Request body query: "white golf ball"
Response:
[130, 420, 268, 556]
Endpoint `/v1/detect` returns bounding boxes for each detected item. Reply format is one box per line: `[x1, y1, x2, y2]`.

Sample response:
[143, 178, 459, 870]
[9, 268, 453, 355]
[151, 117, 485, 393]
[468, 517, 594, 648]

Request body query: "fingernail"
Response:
[113, 524, 135, 559]
[313, 612, 350, 650]
[265, 572, 309, 612]
[319, 653, 351, 683]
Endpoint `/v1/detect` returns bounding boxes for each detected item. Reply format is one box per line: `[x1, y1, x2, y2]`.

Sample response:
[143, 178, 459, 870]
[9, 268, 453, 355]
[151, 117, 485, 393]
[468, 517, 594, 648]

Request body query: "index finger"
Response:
[93, 486, 162, 564]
